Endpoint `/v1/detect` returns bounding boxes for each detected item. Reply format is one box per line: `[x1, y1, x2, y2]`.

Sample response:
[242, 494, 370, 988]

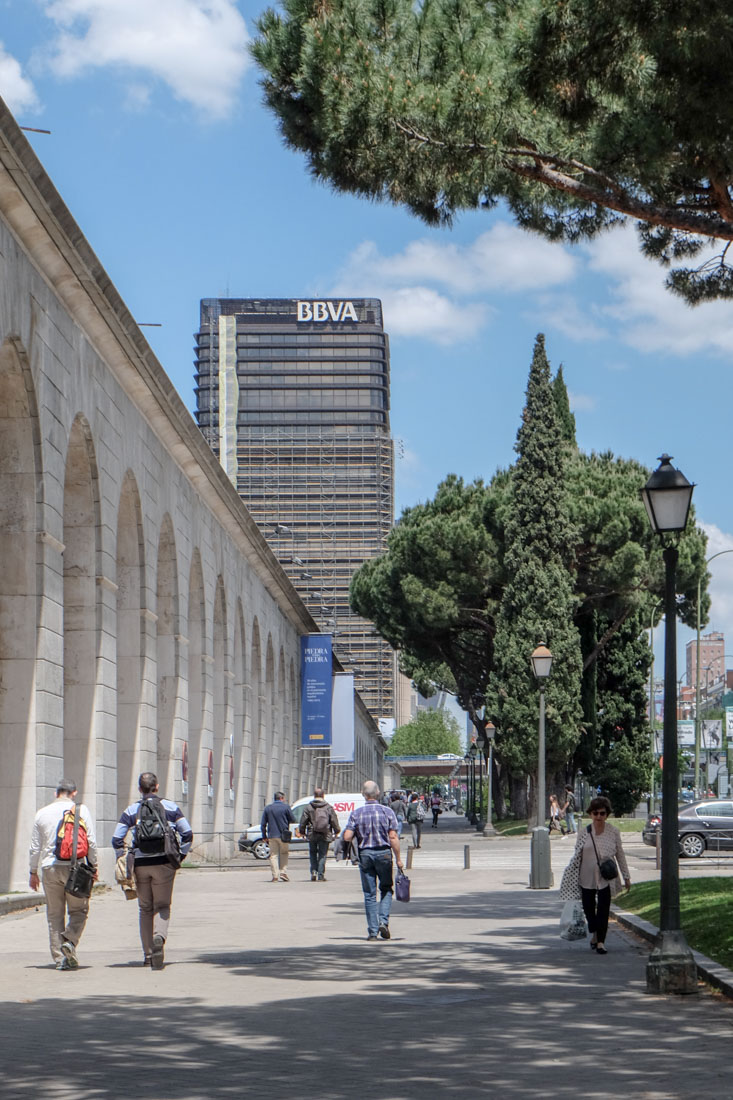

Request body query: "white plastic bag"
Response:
[559, 899, 587, 940]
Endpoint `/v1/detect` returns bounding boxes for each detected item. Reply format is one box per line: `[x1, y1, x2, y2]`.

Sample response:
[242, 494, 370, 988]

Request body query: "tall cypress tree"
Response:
[487, 335, 583, 817]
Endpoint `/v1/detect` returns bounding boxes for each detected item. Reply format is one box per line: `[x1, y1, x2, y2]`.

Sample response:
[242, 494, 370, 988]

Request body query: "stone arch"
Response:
[286, 651, 294, 800]
[265, 636, 276, 796]
[233, 600, 248, 827]
[250, 618, 263, 812]
[186, 550, 207, 831]
[212, 576, 231, 832]
[63, 414, 102, 808]
[156, 515, 180, 798]
[0, 337, 42, 891]
[278, 649, 291, 797]
[116, 470, 147, 808]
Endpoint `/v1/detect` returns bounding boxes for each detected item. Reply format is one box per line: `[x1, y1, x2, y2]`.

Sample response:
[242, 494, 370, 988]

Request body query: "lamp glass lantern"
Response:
[640, 454, 694, 535]
[530, 644, 553, 681]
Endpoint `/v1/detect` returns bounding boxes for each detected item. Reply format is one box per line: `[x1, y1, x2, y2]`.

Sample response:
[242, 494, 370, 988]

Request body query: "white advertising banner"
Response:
[330, 673, 355, 763]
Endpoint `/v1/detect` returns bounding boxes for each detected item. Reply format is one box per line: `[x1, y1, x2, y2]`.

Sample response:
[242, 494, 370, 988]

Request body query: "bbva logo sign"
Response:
[297, 300, 359, 323]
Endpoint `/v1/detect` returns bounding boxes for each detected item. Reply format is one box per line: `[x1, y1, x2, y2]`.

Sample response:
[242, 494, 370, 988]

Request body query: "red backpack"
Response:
[54, 806, 89, 861]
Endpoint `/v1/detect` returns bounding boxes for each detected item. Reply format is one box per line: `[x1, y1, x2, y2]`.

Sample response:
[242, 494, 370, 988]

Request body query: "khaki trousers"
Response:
[135, 862, 177, 957]
[42, 863, 90, 962]
[268, 837, 289, 879]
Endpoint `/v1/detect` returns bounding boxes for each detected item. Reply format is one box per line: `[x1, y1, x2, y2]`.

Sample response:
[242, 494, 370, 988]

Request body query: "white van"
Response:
[238, 792, 366, 860]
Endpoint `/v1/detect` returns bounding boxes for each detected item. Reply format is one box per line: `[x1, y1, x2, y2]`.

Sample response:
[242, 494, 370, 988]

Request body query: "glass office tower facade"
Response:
[194, 297, 395, 720]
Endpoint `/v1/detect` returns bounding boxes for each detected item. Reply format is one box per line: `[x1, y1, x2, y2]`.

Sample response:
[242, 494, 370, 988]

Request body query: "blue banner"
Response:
[300, 634, 332, 747]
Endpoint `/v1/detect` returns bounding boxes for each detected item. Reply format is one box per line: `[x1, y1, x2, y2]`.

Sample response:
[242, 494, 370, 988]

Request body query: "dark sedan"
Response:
[643, 798, 733, 858]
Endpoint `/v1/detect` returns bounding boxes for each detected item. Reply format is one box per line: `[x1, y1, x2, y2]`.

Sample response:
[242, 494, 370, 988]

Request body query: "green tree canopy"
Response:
[386, 707, 463, 756]
[350, 473, 503, 731]
[253, 0, 733, 301]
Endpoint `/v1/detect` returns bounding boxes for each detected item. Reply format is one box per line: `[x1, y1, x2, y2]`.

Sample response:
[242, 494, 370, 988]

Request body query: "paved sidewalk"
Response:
[2, 816, 733, 1099]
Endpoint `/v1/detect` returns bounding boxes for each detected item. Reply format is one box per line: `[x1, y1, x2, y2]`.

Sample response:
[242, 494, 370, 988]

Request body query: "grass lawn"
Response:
[620, 877, 733, 971]
[493, 816, 644, 836]
[613, 818, 645, 833]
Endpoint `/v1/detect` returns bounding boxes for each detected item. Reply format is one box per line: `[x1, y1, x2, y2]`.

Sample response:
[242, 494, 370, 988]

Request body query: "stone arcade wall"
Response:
[0, 101, 384, 890]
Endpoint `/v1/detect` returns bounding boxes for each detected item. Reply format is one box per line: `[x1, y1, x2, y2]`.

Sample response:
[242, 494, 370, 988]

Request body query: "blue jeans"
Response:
[565, 811, 576, 833]
[358, 848, 394, 935]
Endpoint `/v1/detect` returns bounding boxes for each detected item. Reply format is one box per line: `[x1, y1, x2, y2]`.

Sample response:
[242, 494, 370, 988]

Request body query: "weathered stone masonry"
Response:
[0, 101, 384, 890]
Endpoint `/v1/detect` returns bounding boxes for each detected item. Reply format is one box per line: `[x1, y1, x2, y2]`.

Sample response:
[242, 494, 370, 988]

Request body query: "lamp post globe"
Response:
[640, 454, 694, 535]
[641, 454, 697, 995]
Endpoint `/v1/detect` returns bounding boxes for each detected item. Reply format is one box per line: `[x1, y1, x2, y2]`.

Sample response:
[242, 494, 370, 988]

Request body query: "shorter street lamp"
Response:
[480, 722, 497, 837]
[529, 644, 553, 889]
[468, 743, 478, 823]
[641, 454, 697, 995]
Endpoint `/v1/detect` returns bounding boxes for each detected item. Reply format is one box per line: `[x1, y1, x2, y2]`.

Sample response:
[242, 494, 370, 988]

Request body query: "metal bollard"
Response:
[656, 828, 661, 871]
[406, 847, 414, 870]
[464, 844, 471, 870]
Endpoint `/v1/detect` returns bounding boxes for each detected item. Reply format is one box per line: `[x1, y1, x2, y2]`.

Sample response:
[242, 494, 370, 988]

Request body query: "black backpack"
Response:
[136, 796, 168, 855]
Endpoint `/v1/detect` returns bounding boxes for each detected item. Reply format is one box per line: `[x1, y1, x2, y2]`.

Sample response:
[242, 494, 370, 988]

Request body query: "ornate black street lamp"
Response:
[640, 454, 697, 994]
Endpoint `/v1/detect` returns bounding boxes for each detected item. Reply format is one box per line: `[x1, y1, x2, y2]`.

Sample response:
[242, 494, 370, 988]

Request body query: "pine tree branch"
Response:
[392, 121, 733, 240]
[582, 605, 633, 672]
[506, 156, 733, 241]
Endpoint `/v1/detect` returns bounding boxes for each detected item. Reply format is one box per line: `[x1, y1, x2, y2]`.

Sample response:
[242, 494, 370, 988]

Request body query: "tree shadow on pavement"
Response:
[3, 888, 732, 1100]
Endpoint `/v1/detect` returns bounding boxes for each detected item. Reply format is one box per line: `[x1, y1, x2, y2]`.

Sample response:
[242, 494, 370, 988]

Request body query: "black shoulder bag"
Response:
[587, 824, 618, 881]
[65, 805, 95, 899]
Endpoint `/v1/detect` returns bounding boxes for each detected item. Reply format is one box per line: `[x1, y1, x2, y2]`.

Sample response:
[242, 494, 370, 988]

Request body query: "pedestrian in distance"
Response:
[559, 795, 631, 954]
[300, 788, 340, 881]
[29, 778, 99, 970]
[406, 793, 425, 848]
[342, 780, 404, 941]
[261, 791, 296, 882]
[548, 793, 566, 834]
[562, 786, 578, 834]
[430, 791, 442, 828]
[112, 772, 193, 969]
[390, 791, 406, 838]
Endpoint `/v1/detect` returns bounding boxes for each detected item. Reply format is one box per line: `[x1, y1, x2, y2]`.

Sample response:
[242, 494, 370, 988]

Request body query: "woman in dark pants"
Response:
[577, 796, 631, 953]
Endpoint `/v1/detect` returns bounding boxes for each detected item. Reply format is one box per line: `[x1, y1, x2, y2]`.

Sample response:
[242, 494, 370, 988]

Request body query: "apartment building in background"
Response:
[686, 631, 725, 694]
[194, 297, 395, 720]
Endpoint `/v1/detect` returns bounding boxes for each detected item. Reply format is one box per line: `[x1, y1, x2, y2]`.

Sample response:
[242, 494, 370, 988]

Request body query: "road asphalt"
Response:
[2, 814, 733, 1099]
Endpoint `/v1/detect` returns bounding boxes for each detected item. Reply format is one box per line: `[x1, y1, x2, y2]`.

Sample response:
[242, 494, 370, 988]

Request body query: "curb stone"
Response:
[0, 893, 45, 916]
[613, 905, 733, 1000]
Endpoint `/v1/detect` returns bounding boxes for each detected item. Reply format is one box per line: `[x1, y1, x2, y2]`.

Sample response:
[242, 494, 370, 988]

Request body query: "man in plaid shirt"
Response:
[343, 780, 404, 940]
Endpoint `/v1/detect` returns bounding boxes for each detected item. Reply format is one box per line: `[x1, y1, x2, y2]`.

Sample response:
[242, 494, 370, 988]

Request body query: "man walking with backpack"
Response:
[112, 772, 193, 969]
[300, 788, 340, 881]
[29, 778, 98, 970]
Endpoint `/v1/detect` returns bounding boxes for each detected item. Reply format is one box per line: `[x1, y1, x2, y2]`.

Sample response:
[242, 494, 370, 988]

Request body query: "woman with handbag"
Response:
[559, 795, 631, 954]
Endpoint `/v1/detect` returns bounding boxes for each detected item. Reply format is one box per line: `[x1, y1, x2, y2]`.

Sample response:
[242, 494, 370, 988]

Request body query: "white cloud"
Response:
[699, 523, 733, 647]
[585, 225, 733, 357]
[568, 390, 597, 413]
[40, 0, 249, 117]
[0, 43, 40, 114]
[530, 292, 607, 343]
[331, 223, 576, 344]
[380, 287, 488, 344]
[343, 225, 576, 297]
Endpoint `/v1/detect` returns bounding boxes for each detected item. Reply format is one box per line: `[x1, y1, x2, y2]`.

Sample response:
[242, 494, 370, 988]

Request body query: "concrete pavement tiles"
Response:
[2, 819, 732, 1099]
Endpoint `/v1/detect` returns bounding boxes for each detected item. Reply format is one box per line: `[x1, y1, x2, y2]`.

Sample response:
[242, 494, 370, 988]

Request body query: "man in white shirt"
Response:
[29, 779, 98, 970]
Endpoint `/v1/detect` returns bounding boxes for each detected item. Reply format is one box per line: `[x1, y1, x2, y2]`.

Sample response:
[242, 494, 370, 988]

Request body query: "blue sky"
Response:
[3, 0, 733, 671]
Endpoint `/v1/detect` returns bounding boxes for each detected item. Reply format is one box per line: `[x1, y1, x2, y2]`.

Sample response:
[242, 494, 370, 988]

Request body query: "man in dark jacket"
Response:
[300, 788, 340, 881]
[261, 792, 296, 882]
